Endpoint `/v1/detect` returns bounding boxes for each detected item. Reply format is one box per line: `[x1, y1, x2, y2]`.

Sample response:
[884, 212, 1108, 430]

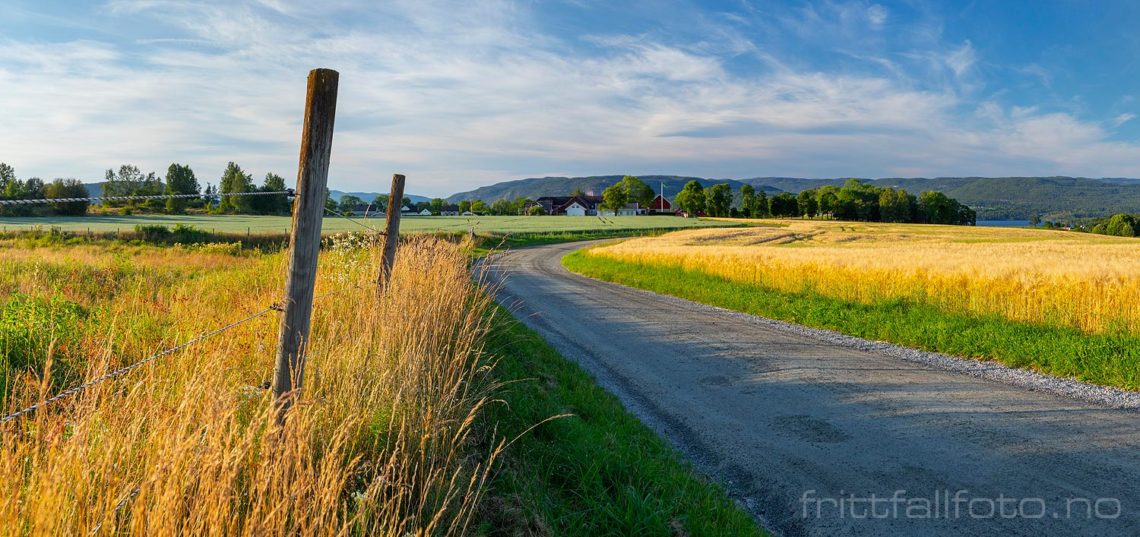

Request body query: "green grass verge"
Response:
[476, 307, 765, 536]
[562, 250, 1140, 391]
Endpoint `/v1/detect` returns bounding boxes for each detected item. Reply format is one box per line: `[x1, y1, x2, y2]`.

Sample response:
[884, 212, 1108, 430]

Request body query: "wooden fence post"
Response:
[272, 68, 339, 414]
[378, 173, 405, 290]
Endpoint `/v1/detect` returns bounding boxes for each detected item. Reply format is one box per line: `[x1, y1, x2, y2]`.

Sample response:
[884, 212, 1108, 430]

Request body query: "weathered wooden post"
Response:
[378, 173, 405, 290]
[272, 68, 339, 414]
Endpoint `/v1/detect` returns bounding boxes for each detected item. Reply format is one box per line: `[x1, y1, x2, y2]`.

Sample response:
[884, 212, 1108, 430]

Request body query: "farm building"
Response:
[648, 195, 674, 214]
[535, 195, 603, 216]
[599, 202, 642, 217]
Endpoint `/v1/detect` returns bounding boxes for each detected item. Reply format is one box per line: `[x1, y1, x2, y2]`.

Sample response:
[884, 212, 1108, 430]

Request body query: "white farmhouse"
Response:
[564, 200, 587, 216]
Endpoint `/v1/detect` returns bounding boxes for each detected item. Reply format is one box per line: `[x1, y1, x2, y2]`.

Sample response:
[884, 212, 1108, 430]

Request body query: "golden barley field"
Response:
[0, 234, 499, 536]
[586, 220, 1140, 334]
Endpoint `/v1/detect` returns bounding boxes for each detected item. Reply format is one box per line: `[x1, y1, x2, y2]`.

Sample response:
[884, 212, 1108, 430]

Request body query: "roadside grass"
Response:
[1, 236, 502, 534]
[563, 251, 1140, 391]
[476, 306, 766, 536]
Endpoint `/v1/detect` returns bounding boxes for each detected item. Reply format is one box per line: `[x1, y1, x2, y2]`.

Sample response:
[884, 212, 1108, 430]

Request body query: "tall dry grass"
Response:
[0, 234, 501, 535]
[589, 221, 1140, 334]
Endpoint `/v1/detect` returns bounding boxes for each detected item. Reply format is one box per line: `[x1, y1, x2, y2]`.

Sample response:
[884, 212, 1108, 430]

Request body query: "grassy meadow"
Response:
[0, 235, 501, 535]
[0, 234, 759, 535]
[0, 214, 729, 235]
[565, 220, 1140, 390]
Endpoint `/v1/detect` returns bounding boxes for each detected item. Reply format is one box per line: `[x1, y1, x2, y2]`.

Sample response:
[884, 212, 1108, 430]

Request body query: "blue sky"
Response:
[2, 0, 1140, 196]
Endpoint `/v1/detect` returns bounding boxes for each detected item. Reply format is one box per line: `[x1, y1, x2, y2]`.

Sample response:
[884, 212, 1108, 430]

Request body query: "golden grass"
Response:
[588, 220, 1140, 334]
[0, 235, 501, 535]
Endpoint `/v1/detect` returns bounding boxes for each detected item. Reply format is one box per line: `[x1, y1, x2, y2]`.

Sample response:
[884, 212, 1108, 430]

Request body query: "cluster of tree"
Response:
[215, 162, 291, 215]
[601, 175, 656, 214]
[1088, 213, 1139, 237]
[329, 193, 414, 215]
[675, 181, 733, 216]
[675, 178, 975, 225]
[100, 162, 291, 216]
[0, 163, 90, 216]
[451, 198, 537, 216]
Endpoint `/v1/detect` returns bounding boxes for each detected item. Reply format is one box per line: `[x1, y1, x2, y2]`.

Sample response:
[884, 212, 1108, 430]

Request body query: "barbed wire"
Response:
[1, 282, 371, 426]
[0, 303, 283, 425]
[0, 190, 294, 206]
[81, 280, 344, 534]
[88, 484, 140, 536]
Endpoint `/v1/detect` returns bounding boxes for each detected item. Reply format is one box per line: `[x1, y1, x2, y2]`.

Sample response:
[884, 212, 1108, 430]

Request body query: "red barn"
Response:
[648, 194, 674, 214]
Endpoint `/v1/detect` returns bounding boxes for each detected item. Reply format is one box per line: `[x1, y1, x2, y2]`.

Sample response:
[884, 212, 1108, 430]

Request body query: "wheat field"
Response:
[586, 220, 1140, 334]
[0, 234, 500, 535]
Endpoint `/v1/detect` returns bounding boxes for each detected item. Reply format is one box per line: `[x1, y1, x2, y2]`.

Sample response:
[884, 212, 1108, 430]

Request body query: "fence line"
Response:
[0, 304, 281, 425]
[0, 190, 293, 206]
[0, 285, 361, 426]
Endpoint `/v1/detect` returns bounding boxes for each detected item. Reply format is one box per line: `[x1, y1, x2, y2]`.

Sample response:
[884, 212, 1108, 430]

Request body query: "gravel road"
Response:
[485, 241, 1140, 537]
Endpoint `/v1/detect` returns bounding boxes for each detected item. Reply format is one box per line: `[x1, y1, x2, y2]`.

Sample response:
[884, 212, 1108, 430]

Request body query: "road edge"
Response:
[560, 244, 1140, 410]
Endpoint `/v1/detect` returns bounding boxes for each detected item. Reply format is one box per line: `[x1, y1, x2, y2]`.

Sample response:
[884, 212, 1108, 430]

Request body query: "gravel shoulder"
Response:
[485, 240, 1140, 537]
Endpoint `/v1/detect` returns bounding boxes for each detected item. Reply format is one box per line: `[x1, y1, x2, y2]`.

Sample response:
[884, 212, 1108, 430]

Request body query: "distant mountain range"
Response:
[446, 175, 1140, 220]
[328, 190, 430, 204]
[446, 175, 781, 203]
[80, 175, 1140, 220]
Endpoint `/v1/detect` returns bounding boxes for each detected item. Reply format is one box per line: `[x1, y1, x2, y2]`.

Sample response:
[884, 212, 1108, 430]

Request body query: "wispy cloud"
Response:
[867, 4, 888, 28]
[0, 0, 1138, 196]
[945, 41, 976, 78]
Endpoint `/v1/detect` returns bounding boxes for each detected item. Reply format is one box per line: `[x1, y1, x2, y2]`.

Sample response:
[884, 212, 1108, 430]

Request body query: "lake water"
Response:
[977, 220, 1033, 227]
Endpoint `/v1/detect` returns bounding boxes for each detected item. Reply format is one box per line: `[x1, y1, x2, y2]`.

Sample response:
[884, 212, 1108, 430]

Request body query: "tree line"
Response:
[0, 163, 90, 216]
[1087, 213, 1139, 237]
[440, 175, 975, 225]
[0, 162, 293, 217]
[674, 178, 975, 225]
[328, 194, 540, 216]
[104, 162, 291, 215]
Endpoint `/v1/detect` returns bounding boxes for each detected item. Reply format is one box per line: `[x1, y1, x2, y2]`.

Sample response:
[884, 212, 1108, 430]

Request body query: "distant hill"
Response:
[446, 175, 781, 203]
[329, 190, 430, 204]
[446, 175, 1140, 220]
[81, 183, 429, 205]
[82, 174, 1140, 220]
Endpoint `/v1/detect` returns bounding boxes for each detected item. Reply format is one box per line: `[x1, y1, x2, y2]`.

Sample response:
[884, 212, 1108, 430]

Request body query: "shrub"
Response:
[134, 224, 172, 242]
[0, 294, 88, 396]
[171, 223, 210, 243]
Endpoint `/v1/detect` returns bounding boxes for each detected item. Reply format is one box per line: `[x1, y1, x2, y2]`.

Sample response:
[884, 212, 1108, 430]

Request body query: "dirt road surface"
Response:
[485, 241, 1140, 536]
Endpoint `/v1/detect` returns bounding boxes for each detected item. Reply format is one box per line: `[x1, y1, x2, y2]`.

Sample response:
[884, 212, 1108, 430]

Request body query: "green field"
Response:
[0, 214, 729, 235]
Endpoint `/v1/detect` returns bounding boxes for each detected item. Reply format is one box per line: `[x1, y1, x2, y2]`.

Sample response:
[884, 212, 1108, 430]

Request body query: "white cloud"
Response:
[1, 0, 1139, 196]
[945, 41, 975, 78]
[867, 4, 888, 28]
[1112, 113, 1135, 127]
